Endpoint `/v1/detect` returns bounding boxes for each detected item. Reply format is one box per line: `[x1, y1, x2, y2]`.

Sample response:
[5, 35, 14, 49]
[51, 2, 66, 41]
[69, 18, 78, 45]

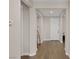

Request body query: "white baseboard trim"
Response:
[65, 48, 70, 57]
[59, 40, 63, 43]
[65, 52, 70, 57]
[21, 53, 29, 56]
[43, 39, 58, 41]
[30, 48, 37, 56]
[9, 57, 20, 59]
[43, 39, 61, 42]
[21, 52, 36, 56]
[29, 52, 36, 56]
[41, 40, 43, 43]
[21, 48, 37, 56]
[43, 39, 50, 41]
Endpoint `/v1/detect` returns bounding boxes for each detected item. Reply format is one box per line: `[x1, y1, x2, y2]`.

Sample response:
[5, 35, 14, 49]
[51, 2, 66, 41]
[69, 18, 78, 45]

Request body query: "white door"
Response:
[50, 17, 60, 40]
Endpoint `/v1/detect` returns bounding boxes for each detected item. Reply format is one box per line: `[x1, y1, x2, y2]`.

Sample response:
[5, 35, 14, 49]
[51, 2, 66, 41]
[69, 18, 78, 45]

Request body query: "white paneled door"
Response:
[50, 17, 60, 40]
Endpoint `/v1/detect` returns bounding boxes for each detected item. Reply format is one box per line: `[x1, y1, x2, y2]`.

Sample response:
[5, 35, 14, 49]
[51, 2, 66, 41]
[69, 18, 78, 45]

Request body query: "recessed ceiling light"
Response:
[50, 10, 53, 14]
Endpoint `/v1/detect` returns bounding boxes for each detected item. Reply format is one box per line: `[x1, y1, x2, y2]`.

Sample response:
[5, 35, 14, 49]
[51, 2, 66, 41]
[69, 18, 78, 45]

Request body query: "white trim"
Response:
[21, 48, 37, 56]
[9, 57, 20, 59]
[29, 52, 36, 56]
[22, 0, 32, 7]
[9, 57, 16, 59]
[43, 39, 50, 41]
[21, 52, 36, 56]
[59, 40, 63, 43]
[29, 47, 37, 56]
[21, 53, 29, 56]
[65, 52, 70, 57]
[43, 39, 60, 41]
[41, 39, 43, 44]
[65, 48, 70, 57]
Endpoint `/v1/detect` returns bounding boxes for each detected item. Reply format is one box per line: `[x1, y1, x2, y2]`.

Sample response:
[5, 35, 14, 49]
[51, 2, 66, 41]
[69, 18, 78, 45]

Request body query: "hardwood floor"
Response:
[21, 40, 69, 59]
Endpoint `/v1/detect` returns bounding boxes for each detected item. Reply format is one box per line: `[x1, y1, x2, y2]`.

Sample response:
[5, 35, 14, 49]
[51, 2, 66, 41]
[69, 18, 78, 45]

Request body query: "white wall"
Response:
[40, 16, 44, 43]
[33, 1, 68, 8]
[50, 17, 60, 40]
[21, 2, 30, 55]
[9, 0, 21, 59]
[10, 0, 36, 59]
[29, 7, 37, 56]
[60, 9, 70, 57]
[43, 16, 50, 40]
[21, 0, 37, 56]
[37, 15, 42, 44]
[65, 8, 70, 56]
[42, 16, 60, 41]
[59, 15, 63, 43]
[36, 12, 44, 44]
[62, 16, 66, 34]
[59, 9, 70, 57]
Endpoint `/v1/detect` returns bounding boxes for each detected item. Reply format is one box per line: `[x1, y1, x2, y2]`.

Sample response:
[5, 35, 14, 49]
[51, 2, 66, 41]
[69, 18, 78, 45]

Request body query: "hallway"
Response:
[21, 40, 69, 59]
[9, 0, 70, 59]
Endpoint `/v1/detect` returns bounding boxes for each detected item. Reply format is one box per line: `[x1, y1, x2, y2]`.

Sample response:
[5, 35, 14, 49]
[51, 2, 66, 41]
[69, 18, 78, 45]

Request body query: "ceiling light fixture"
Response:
[50, 10, 53, 14]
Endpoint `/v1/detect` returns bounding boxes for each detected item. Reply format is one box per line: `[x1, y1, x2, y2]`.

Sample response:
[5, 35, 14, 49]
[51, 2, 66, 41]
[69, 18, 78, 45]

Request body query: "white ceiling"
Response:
[37, 8, 66, 17]
[33, 0, 68, 2]
[33, 0, 69, 8]
[34, 0, 68, 17]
